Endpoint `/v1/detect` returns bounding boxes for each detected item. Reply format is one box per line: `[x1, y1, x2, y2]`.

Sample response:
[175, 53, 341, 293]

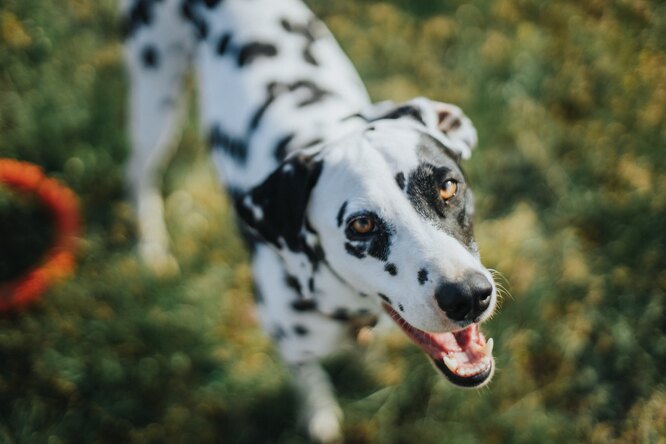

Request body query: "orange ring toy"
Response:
[0, 159, 81, 312]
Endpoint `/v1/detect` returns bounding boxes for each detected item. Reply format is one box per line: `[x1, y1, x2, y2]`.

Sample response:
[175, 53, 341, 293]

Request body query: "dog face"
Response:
[237, 98, 496, 387]
[309, 123, 495, 330]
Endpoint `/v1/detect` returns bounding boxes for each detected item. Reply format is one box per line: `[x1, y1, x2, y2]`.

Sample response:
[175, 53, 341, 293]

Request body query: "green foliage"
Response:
[1, 0, 665, 442]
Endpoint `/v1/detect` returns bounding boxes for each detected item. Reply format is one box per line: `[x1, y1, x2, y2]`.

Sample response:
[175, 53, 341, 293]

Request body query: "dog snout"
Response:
[434, 273, 493, 321]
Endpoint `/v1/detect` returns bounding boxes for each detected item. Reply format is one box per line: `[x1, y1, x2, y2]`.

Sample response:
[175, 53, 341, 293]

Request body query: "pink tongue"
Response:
[447, 325, 488, 364]
[430, 330, 465, 354]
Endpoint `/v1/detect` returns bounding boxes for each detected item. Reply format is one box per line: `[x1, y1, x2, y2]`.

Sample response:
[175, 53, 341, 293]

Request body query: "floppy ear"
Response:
[235, 153, 324, 300]
[359, 97, 478, 160]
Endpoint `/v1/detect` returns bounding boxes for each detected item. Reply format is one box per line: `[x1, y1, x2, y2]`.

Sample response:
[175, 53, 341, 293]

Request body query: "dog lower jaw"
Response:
[383, 304, 495, 388]
[431, 355, 494, 388]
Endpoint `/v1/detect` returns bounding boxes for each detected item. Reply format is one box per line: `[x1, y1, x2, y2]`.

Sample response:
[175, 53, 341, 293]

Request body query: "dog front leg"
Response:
[252, 245, 346, 442]
[290, 360, 343, 444]
[122, 0, 195, 275]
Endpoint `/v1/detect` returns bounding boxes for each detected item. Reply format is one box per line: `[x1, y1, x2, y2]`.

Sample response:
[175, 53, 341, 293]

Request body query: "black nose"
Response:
[434, 273, 493, 321]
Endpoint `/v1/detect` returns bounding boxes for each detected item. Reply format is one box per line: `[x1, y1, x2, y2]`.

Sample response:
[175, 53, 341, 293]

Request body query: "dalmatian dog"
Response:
[121, 0, 497, 441]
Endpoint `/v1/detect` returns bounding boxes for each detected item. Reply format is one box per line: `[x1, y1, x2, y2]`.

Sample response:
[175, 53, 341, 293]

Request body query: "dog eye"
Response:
[439, 180, 458, 201]
[348, 216, 376, 236]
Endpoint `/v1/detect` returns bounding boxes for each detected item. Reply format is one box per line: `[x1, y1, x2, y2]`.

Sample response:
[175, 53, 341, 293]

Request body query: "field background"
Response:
[1, 0, 665, 442]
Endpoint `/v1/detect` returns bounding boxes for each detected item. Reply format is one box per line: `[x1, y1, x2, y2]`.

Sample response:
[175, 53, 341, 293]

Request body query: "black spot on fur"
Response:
[303, 48, 318, 65]
[248, 91, 280, 133]
[180, 1, 194, 21]
[180, 0, 208, 40]
[384, 263, 398, 276]
[285, 274, 302, 293]
[293, 325, 309, 336]
[211, 35, 280, 68]
[303, 220, 327, 263]
[418, 268, 429, 285]
[308, 277, 315, 293]
[272, 325, 287, 341]
[209, 123, 248, 163]
[407, 163, 453, 221]
[195, 19, 208, 40]
[406, 153, 475, 249]
[235, 154, 323, 255]
[336, 201, 348, 228]
[248, 96, 276, 132]
[301, 138, 323, 148]
[395, 172, 406, 190]
[203, 0, 222, 8]
[293, 80, 329, 107]
[280, 16, 326, 66]
[278, 19, 289, 33]
[379, 104, 427, 126]
[291, 299, 317, 312]
[237, 42, 278, 66]
[341, 112, 365, 122]
[216, 33, 231, 55]
[367, 221, 393, 261]
[331, 308, 350, 321]
[141, 45, 159, 68]
[398, 303, 405, 312]
[345, 242, 366, 259]
[313, 245, 325, 263]
[248, 80, 331, 136]
[121, 0, 164, 40]
[273, 134, 295, 161]
[378, 293, 392, 305]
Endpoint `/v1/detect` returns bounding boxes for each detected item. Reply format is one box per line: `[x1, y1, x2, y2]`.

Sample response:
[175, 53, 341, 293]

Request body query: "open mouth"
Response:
[383, 304, 494, 388]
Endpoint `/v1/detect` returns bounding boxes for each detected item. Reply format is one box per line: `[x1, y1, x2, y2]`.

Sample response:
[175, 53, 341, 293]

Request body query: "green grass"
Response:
[1, 0, 665, 442]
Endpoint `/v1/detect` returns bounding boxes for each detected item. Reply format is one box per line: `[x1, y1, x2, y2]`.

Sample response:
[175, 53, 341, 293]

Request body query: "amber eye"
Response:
[439, 180, 458, 201]
[349, 216, 376, 235]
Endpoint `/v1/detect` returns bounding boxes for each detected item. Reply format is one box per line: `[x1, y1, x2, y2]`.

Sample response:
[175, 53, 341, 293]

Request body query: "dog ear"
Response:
[360, 98, 478, 160]
[235, 153, 324, 300]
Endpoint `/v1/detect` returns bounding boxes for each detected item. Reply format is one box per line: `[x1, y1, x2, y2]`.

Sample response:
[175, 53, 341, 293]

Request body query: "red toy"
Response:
[0, 159, 80, 311]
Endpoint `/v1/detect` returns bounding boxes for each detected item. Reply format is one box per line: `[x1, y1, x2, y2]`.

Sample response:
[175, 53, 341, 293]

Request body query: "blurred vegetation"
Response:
[1, 0, 665, 442]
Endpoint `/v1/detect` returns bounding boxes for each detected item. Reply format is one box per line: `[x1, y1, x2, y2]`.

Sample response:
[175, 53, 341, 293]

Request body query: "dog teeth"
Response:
[485, 338, 494, 355]
[457, 362, 488, 377]
[443, 355, 459, 372]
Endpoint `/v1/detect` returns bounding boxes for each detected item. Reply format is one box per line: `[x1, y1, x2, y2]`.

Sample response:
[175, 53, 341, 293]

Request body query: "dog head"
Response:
[237, 97, 496, 388]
